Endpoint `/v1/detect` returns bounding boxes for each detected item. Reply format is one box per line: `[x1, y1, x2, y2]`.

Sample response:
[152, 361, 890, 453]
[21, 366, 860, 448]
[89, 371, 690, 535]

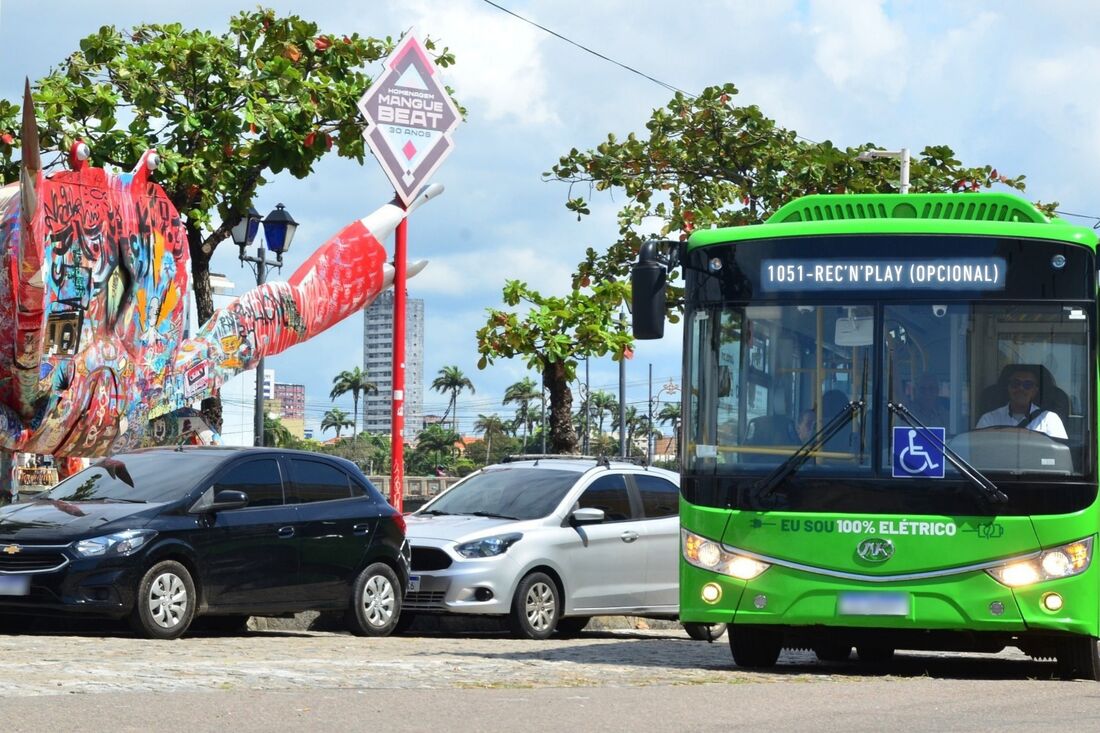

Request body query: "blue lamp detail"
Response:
[230, 206, 262, 248]
[261, 203, 298, 255]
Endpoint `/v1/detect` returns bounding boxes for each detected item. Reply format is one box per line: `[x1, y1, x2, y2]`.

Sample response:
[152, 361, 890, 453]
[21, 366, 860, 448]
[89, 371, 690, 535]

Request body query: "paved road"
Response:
[0, 626, 1096, 731]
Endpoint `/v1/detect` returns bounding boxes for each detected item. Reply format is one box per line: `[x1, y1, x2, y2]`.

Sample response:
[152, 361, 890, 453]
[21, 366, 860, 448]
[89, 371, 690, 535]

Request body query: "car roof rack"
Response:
[500, 454, 651, 469]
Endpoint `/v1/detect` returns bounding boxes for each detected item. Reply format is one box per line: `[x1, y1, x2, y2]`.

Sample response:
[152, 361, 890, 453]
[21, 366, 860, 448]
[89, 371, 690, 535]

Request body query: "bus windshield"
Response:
[687, 301, 1092, 483]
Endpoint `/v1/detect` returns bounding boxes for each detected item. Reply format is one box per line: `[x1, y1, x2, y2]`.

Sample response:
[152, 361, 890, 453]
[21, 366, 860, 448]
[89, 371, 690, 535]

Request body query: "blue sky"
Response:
[3, 0, 1100, 439]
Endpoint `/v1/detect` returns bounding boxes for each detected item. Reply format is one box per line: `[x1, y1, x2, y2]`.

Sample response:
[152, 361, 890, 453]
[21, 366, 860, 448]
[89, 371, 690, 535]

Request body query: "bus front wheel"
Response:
[729, 629, 781, 668]
[1056, 636, 1100, 681]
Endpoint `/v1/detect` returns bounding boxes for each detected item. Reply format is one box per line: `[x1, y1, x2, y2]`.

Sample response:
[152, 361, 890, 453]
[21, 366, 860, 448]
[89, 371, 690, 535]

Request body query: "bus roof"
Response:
[687, 192, 1098, 250]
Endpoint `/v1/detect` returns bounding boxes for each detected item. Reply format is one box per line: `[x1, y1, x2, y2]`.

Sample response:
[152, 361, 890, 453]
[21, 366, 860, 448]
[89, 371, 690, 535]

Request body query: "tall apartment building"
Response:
[273, 382, 306, 439]
[362, 289, 424, 439]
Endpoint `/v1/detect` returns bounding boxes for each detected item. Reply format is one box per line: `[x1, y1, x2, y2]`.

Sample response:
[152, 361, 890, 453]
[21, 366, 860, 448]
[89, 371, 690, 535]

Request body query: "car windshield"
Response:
[423, 467, 579, 520]
[40, 452, 225, 503]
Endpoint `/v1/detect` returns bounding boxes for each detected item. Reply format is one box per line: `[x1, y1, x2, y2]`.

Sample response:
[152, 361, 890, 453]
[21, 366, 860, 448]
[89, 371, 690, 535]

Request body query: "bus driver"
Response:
[975, 366, 1067, 439]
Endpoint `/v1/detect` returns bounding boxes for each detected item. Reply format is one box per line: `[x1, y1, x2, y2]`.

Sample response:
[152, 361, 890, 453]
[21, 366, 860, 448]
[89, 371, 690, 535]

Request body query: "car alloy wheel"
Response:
[509, 572, 560, 640]
[361, 573, 396, 628]
[524, 580, 556, 632]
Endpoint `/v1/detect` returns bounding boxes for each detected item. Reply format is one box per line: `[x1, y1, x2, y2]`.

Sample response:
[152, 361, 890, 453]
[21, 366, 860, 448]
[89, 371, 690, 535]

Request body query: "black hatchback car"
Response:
[0, 447, 409, 639]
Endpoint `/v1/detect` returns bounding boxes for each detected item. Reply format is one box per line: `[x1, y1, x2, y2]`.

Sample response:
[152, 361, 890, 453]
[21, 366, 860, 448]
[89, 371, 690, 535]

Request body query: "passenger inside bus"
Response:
[975, 364, 1068, 439]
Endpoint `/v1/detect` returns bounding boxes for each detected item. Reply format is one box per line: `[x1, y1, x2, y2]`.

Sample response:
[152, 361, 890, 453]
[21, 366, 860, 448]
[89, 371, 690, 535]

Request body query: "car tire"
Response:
[855, 644, 895, 664]
[129, 560, 196, 640]
[555, 616, 591, 636]
[1056, 636, 1100, 680]
[346, 562, 401, 637]
[683, 622, 727, 642]
[508, 572, 560, 640]
[813, 641, 853, 662]
[728, 628, 781, 668]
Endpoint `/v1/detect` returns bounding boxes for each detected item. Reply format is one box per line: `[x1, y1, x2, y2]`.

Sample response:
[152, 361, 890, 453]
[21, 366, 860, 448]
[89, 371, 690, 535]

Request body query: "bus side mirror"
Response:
[632, 240, 670, 339]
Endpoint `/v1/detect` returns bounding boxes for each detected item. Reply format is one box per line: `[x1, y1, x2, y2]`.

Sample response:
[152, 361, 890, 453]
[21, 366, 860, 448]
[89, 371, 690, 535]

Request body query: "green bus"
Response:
[631, 192, 1100, 679]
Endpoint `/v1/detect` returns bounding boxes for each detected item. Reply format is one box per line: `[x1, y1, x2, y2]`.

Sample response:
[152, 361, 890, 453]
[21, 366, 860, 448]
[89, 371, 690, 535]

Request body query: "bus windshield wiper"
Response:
[888, 402, 1007, 504]
[755, 399, 865, 499]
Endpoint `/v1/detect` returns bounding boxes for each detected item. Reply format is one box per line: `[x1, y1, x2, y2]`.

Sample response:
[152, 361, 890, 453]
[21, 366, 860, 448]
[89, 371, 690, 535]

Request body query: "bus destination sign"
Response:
[760, 258, 1006, 292]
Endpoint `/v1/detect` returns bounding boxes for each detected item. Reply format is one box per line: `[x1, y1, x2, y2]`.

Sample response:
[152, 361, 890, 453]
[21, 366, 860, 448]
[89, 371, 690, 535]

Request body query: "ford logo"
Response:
[856, 538, 894, 563]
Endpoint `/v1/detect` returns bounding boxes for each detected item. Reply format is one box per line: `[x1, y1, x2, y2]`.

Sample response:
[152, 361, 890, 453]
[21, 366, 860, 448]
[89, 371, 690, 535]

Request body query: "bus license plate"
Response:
[838, 591, 909, 616]
[0, 575, 30, 596]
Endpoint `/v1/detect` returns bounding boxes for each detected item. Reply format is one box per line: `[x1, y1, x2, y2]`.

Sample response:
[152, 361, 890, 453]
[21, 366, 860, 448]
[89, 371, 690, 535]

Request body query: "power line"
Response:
[478, 0, 691, 97]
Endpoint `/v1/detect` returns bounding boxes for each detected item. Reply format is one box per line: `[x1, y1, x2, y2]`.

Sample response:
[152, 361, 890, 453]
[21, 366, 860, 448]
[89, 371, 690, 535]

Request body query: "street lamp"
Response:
[233, 203, 299, 447]
[856, 148, 910, 194]
[648, 372, 680, 464]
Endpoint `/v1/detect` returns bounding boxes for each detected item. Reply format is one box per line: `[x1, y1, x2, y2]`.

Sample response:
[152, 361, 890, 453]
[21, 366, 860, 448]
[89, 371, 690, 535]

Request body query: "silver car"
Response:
[401, 456, 724, 640]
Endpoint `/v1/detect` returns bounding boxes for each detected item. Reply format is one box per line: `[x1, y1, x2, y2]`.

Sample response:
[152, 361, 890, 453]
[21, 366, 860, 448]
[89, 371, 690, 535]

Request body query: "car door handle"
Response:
[353, 523, 371, 536]
[620, 531, 639, 543]
[277, 526, 295, 539]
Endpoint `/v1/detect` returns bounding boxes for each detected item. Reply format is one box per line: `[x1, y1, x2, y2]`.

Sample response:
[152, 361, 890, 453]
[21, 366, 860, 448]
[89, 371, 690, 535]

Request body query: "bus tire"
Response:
[729, 629, 781, 668]
[813, 642, 853, 662]
[1056, 636, 1100, 681]
[855, 644, 895, 664]
[683, 622, 727, 642]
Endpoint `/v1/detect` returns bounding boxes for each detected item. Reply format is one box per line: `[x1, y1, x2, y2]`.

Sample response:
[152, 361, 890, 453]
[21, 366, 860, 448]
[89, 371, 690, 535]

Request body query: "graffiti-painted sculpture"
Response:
[0, 86, 435, 457]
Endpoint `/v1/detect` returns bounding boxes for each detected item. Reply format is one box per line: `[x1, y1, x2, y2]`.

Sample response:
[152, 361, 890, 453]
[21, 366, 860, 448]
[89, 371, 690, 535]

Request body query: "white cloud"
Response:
[807, 0, 908, 100]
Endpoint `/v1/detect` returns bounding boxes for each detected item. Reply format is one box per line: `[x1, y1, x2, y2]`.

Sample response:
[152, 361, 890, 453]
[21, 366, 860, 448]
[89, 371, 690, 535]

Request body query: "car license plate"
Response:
[838, 591, 909, 616]
[408, 575, 420, 593]
[0, 575, 30, 596]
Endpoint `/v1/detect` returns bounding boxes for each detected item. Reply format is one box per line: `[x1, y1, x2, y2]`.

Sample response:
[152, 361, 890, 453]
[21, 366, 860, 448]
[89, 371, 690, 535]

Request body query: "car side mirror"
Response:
[210, 490, 249, 511]
[571, 507, 606, 525]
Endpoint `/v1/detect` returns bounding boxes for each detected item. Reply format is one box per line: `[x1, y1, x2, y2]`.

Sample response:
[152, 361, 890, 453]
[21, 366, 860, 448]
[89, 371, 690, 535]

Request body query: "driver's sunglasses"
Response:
[1009, 378, 1037, 389]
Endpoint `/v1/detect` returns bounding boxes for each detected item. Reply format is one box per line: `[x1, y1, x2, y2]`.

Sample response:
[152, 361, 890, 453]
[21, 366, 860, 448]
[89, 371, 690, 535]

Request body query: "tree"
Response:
[414, 423, 461, 472]
[329, 366, 377, 439]
[502, 377, 540, 453]
[480, 82, 1029, 456]
[589, 391, 618, 438]
[431, 366, 475, 435]
[320, 407, 353, 439]
[657, 402, 682, 460]
[473, 413, 508, 463]
[263, 414, 295, 447]
[0, 9, 455, 428]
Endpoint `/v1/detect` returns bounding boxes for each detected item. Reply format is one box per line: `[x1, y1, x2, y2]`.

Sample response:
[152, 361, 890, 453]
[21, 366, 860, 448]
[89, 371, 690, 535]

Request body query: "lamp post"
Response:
[856, 148, 910, 194]
[648, 373, 680, 464]
[232, 203, 299, 447]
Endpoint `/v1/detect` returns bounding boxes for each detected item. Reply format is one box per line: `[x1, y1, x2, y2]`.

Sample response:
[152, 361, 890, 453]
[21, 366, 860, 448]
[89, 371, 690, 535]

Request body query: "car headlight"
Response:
[72, 529, 158, 558]
[455, 533, 522, 558]
[986, 537, 1093, 587]
[682, 529, 770, 580]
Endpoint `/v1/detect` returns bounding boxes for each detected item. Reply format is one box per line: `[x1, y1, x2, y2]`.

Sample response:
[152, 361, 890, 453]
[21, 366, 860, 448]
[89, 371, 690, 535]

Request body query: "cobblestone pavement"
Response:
[0, 624, 1068, 698]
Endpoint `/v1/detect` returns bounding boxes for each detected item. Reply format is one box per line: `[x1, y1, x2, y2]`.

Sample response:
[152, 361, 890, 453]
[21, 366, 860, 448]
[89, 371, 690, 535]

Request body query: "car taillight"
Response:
[392, 511, 407, 535]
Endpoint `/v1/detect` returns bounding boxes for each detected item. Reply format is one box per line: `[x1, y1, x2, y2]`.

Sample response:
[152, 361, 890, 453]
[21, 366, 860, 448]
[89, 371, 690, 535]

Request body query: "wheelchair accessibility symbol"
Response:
[892, 426, 946, 479]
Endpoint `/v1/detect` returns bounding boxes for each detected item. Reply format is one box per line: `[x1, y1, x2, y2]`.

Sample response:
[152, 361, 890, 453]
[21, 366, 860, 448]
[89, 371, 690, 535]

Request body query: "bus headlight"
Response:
[682, 529, 770, 580]
[986, 537, 1093, 587]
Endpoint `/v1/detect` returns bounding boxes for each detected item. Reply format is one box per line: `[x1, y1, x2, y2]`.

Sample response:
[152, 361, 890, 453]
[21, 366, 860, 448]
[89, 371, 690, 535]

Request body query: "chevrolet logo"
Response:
[2, 544, 21, 555]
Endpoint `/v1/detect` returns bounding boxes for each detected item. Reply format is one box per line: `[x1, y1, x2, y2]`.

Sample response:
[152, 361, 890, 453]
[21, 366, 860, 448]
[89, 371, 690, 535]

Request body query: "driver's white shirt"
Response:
[975, 403, 1067, 439]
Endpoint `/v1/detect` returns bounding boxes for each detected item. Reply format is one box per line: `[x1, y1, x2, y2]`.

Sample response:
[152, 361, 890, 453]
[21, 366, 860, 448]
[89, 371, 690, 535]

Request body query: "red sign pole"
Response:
[389, 213, 407, 513]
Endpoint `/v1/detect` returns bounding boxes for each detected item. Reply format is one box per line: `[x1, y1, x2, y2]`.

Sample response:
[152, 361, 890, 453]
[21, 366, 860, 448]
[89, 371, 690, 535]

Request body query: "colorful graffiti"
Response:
[0, 87, 435, 457]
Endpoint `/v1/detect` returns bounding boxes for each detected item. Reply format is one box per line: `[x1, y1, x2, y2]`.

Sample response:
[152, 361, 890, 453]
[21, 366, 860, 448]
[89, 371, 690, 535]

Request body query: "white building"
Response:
[362, 289, 424, 439]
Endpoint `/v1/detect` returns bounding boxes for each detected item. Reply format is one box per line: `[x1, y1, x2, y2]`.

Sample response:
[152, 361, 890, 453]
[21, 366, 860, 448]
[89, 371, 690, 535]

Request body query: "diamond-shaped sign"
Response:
[358, 34, 460, 206]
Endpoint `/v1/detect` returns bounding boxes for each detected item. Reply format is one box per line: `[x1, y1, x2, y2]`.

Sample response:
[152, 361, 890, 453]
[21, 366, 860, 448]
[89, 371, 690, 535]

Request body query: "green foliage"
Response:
[262, 414, 295, 447]
[479, 82, 1037, 455]
[430, 366, 475, 434]
[330, 366, 378, 438]
[320, 407, 353, 438]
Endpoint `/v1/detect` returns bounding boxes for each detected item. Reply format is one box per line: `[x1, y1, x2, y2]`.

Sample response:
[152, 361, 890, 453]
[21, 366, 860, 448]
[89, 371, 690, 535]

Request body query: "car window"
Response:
[634, 474, 679, 518]
[288, 458, 352, 504]
[214, 458, 284, 507]
[577, 474, 633, 521]
[41, 451, 228, 503]
[425, 467, 578, 520]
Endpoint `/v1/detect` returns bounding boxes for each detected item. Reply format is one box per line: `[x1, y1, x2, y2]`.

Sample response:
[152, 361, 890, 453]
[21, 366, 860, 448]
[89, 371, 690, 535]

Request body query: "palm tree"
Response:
[431, 365, 475, 435]
[502, 376, 540, 452]
[657, 403, 682, 459]
[329, 366, 377, 439]
[589, 391, 618, 438]
[416, 423, 461, 469]
[474, 413, 508, 463]
[321, 408, 354, 439]
[263, 415, 295, 447]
